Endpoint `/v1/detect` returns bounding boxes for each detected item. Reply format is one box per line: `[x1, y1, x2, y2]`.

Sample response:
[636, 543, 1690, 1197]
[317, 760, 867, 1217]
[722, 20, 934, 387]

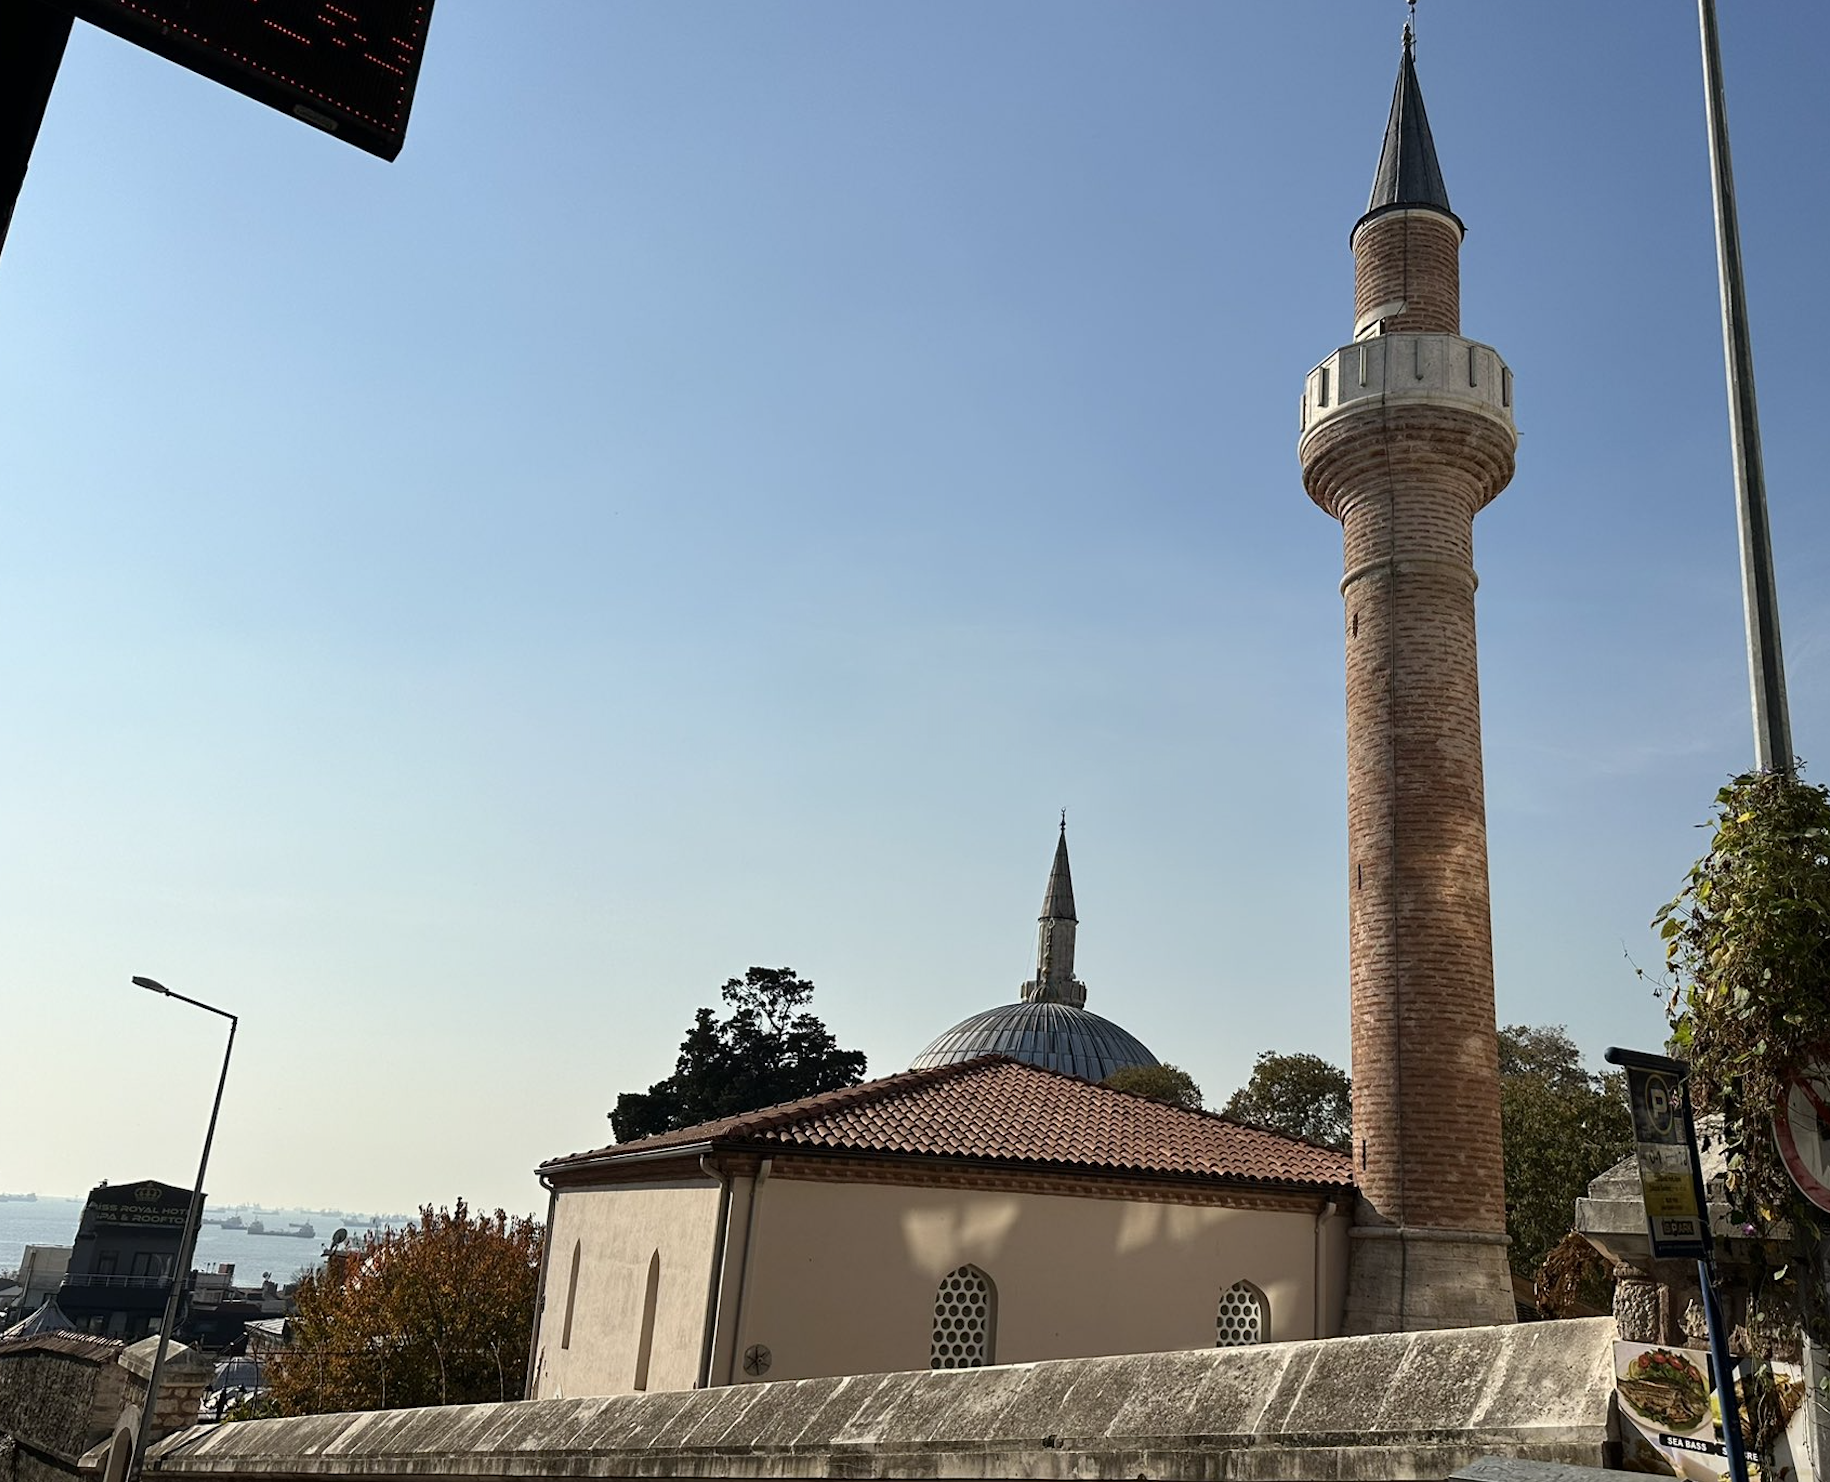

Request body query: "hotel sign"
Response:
[86, 1181, 189, 1228]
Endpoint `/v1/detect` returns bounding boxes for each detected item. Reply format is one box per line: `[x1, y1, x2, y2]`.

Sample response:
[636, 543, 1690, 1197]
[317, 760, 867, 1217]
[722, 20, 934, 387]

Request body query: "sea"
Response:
[0, 1195, 410, 1284]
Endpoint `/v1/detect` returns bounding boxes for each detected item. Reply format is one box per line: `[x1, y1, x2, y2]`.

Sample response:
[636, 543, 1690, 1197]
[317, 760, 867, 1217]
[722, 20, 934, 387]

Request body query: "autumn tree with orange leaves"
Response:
[265, 1201, 542, 1415]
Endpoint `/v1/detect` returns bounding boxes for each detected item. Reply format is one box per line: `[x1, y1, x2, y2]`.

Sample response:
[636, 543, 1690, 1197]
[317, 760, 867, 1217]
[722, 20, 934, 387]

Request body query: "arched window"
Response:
[560, 1240, 582, 1350]
[930, 1265, 995, 1369]
[632, 1250, 660, 1392]
[1216, 1280, 1267, 1347]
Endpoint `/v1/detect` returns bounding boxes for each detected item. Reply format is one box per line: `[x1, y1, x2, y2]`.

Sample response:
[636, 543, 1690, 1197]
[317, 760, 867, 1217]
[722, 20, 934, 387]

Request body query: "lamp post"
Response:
[1698, 0, 1792, 775]
[128, 977, 236, 1482]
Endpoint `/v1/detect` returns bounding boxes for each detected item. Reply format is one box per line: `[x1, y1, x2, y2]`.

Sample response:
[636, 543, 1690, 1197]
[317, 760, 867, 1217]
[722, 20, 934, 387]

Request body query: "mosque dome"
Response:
[910, 1000, 1159, 1082]
[911, 820, 1161, 1082]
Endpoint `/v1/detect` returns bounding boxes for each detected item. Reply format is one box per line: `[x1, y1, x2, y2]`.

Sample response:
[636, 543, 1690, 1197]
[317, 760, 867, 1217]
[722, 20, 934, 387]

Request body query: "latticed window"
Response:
[930, 1265, 995, 1369]
[1216, 1281, 1266, 1347]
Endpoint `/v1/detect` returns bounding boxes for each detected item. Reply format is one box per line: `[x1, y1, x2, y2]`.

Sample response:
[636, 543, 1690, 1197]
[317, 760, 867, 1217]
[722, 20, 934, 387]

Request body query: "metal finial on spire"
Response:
[1041, 825, 1076, 922]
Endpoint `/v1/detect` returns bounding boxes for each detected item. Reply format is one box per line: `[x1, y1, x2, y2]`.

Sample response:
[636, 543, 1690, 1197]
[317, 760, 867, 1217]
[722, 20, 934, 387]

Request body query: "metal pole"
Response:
[1696, 1259, 1753, 1482]
[1697, 0, 1792, 776]
[1679, 1069, 1752, 1482]
[128, 978, 237, 1482]
[0, 0, 73, 260]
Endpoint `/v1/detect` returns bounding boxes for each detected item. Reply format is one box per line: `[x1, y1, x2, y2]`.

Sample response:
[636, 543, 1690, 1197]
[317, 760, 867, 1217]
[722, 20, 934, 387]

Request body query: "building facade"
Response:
[57, 1181, 191, 1342]
[529, 1057, 1353, 1398]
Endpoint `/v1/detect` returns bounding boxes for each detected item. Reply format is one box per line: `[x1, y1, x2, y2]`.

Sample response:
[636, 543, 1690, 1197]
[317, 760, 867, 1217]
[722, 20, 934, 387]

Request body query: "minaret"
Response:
[1296, 26, 1517, 1332]
[1021, 818, 1087, 1008]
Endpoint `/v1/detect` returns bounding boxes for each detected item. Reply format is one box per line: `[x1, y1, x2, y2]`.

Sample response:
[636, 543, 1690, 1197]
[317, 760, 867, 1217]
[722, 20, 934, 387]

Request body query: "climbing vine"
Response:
[1657, 769, 1830, 1362]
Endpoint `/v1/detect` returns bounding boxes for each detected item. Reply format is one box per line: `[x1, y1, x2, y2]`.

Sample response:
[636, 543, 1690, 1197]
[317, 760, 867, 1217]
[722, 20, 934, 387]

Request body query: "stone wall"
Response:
[0, 1334, 213, 1482]
[119, 1338, 215, 1446]
[0, 1334, 125, 1482]
[150, 1318, 1620, 1481]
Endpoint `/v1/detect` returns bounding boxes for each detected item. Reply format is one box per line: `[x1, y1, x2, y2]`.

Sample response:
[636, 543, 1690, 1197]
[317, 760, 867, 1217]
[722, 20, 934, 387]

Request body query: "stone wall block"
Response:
[143, 1319, 1623, 1480]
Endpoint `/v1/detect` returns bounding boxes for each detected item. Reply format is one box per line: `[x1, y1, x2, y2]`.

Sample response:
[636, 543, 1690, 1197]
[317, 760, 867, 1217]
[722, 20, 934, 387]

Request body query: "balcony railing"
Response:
[1299, 332, 1515, 442]
[59, 1273, 169, 1289]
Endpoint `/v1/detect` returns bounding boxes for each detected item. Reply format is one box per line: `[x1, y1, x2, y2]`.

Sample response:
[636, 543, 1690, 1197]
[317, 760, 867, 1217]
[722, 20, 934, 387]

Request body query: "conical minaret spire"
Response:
[1021, 817, 1086, 1008]
[1297, 27, 1518, 1333]
[1360, 25, 1458, 234]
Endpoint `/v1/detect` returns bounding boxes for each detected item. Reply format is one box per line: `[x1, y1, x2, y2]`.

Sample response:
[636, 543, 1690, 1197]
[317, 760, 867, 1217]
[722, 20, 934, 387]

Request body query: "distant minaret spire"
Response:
[1022, 819, 1086, 1008]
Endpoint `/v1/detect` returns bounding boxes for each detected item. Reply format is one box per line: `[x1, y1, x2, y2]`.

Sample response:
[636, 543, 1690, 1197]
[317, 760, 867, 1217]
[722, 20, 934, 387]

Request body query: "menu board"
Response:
[1613, 1341, 1810, 1480]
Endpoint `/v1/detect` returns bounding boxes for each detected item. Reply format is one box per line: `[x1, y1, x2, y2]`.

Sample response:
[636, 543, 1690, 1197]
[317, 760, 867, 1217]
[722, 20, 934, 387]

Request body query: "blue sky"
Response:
[2, 3, 1825, 1219]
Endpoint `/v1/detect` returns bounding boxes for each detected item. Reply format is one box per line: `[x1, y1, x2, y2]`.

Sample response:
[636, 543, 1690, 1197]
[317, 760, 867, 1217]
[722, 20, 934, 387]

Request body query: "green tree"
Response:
[1496, 1024, 1632, 1277]
[610, 967, 867, 1141]
[1101, 1063, 1203, 1110]
[265, 1201, 542, 1416]
[1220, 1051, 1352, 1152]
[1658, 770, 1830, 1356]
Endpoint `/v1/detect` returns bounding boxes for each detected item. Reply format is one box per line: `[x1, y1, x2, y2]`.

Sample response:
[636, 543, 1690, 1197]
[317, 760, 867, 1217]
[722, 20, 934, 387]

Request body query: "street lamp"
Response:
[1697, 0, 1792, 775]
[127, 977, 237, 1482]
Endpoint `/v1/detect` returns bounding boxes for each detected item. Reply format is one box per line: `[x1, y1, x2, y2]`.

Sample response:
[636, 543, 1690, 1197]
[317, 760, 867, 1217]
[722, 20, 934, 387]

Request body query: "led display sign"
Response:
[56, 0, 435, 161]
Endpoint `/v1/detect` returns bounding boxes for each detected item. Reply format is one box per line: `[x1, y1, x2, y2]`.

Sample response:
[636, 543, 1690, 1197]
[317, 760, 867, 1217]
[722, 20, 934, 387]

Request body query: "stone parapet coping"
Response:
[122, 1336, 214, 1382]
[147, 1318, 1618, 1481]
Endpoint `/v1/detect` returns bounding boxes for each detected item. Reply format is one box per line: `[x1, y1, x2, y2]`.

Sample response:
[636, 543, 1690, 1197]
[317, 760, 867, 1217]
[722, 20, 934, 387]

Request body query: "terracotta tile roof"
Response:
[541, 1055, 1353, 1191]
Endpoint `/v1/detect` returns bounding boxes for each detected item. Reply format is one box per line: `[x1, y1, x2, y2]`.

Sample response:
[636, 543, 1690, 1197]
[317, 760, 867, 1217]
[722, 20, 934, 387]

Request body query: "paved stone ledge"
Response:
[146, 1318, 1618, 1481]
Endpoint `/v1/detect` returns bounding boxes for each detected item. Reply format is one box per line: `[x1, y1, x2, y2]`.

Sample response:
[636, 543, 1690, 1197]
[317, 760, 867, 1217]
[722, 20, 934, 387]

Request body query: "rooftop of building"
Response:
[909, 999, 1158, 1082]
[542, 1054, 1354, 1192]
[0, 1327, 122, 1363]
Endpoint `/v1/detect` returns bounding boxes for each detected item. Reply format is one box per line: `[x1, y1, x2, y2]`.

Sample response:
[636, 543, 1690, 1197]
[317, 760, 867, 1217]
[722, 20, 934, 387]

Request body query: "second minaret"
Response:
[1297, 28, 1517, 1332]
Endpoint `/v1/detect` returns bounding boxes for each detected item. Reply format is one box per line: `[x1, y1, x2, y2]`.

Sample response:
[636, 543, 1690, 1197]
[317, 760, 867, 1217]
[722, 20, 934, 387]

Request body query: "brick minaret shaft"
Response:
[1297, 29, 1518, 1332]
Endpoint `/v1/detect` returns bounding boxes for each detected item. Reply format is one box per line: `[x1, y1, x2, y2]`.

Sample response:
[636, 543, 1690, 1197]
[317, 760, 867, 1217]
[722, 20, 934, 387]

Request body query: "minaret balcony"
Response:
[1298, 333, 1514, 443]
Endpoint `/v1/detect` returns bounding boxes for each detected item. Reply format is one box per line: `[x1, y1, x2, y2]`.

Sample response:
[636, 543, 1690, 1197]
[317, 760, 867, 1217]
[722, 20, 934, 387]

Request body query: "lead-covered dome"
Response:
[911, 820, 1160, 1084]
[910, 1000, 1159, 1082]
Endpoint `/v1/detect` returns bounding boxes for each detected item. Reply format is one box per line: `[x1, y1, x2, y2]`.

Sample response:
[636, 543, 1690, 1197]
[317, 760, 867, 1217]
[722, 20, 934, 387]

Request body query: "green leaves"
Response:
[1219, 1051, 1352, 1153]
[610, 968, 868, 1141]
[1102, 1063, 1205, 1111]
[1656, 768, 1830, 1353]
[1496, 1026, 1633, 1276]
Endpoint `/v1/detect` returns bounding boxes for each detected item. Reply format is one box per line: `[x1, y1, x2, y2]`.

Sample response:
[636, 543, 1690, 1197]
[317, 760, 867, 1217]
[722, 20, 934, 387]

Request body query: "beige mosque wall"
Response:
[530, 1178, 722, 1401]
[727, 1172, 1350, 1385]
